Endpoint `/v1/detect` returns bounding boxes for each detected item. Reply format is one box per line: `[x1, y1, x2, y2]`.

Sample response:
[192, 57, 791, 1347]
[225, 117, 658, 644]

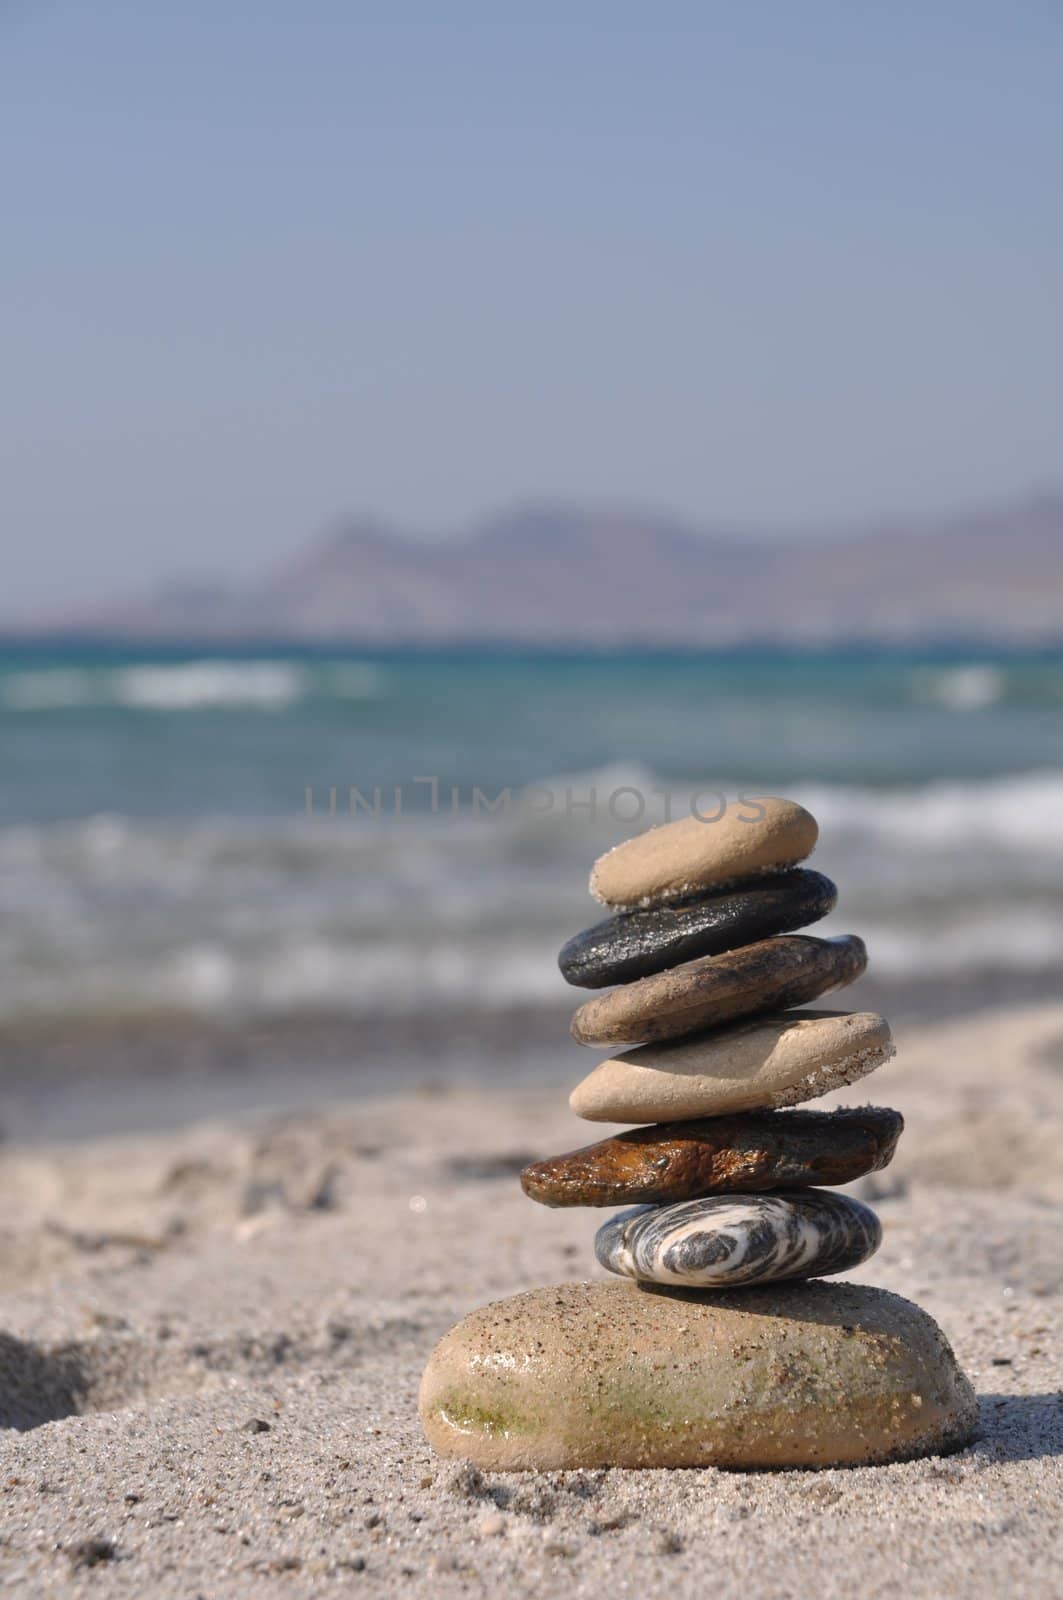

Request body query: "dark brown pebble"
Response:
[520, 1105, 903, 1207]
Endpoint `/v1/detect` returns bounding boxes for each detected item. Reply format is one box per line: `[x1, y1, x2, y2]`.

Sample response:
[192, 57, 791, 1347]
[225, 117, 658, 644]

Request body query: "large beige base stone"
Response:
[419, 1279, 978, 1470]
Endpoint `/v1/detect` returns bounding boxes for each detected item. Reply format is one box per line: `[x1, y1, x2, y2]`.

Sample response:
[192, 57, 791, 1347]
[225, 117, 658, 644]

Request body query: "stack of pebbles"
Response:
[420, 799, 977, 1472]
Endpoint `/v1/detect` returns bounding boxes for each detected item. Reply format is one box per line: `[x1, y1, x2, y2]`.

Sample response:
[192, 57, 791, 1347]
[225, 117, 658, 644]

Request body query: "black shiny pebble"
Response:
[558, 868, 838, 988]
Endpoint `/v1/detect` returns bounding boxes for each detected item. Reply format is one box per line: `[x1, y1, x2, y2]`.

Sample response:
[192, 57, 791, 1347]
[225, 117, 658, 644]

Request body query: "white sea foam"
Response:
[517, 764, 1063, 856]
[0, 934, 567, 1021]
[794, 771, 1063, 854]
[853, 911, 1063, 976]
[913, 664, 1006, 711]
[0, 659, 386, 712]
[113, 661, 305, 709]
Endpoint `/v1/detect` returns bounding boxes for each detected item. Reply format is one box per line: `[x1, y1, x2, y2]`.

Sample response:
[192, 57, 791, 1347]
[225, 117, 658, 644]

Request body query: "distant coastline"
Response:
[6, 490, 1063, 646]
[4, 634, 1063, 657]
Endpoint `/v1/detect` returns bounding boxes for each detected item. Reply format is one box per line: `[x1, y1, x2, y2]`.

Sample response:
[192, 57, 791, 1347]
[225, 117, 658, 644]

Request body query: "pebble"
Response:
[594, 1189, 882, 1287]
[558, 868, 838, 987]
[418, 1280, 978, 1469]
[590, 798, 818, 907]
[570, 933, 866, 1047]
[569, 1008, 893, 1122]
[519, 1105, 903, 1207]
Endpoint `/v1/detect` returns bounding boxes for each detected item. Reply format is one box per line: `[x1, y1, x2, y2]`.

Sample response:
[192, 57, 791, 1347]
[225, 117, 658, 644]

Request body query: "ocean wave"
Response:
[0, 659, 386, 712]
[4, 768, 1063, 880]
[911, 664, 1006, 711]
[908, 660, 1063, 711]
[854, 910, 1063, 976]
[513, 765, 1063, 855]
[0, 933, 569, 1023]
[1, 905, 1062, 1027]
[113, 661, 305, 709]
[160, 935, 567, 1013]
[793, 771, 1063, 854]
[2, 772, 1063, 1024]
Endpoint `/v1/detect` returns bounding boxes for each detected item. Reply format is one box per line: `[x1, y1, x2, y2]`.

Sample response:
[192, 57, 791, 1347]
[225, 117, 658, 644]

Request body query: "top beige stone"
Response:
[589, 797, 818, 907]
[569, 1008, 894, 1122]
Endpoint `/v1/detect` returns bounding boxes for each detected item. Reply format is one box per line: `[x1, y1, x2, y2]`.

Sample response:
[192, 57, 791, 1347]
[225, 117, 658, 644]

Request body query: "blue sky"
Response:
[3, 4, 1061, 612]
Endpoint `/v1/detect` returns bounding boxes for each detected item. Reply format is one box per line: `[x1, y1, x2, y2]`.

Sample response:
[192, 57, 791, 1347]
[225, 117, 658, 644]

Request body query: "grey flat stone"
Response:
[559, 868, 838, 988]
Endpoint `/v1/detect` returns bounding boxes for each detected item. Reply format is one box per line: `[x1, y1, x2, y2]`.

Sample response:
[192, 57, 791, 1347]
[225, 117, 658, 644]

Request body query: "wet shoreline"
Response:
[1, 966, 1059, 1144]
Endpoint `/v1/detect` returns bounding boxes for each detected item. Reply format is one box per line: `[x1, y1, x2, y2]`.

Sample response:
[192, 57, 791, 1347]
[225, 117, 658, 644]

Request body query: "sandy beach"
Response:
[0, 1002, 1059, 1597]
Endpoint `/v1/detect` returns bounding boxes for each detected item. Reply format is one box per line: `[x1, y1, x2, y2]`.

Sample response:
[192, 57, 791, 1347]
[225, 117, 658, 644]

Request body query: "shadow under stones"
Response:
[635, 1278, 919, 1332]
[975, 1393, 1063, 1463]
[0, 1332, 93, 1431]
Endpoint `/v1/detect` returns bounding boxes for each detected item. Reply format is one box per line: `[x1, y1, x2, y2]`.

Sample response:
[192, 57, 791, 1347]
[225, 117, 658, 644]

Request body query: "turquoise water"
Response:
[1, 641, 1061, 1024]
[3, 642, 1063, 820]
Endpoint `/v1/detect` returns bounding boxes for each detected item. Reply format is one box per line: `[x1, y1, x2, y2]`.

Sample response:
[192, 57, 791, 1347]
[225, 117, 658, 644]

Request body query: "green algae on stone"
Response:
[435, 1396, 525, 1437]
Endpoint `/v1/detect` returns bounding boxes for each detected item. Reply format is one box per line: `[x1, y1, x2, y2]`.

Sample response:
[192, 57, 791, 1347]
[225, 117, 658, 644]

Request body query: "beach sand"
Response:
[0, 1003, 1060, 1597]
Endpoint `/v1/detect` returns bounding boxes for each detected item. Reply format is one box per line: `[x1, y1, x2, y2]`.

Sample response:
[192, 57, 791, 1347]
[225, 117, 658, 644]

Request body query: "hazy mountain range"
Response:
[25, 491, 1063, 645]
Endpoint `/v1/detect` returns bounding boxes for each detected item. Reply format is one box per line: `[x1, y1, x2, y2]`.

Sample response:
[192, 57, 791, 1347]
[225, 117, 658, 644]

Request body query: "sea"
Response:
[2, 640, 1061, 1052]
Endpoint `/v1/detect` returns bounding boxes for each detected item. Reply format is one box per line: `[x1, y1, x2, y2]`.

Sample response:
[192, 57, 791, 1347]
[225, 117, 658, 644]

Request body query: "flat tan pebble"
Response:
[590, 798, 819, 907]
[419, 1279, 978, 1470]
[569, 1008, 894, 1122]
